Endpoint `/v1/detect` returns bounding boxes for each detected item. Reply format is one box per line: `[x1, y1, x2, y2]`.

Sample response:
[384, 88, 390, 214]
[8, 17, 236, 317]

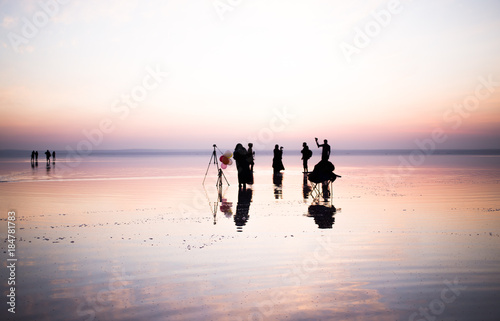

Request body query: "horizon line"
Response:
[1, 148, 500, 157]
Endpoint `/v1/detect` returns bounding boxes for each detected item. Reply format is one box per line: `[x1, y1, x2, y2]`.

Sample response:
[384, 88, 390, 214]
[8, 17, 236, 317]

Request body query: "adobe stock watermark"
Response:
[56, 64, 168, 175]
[242, 235, 337, 320]
[76, 266, 130, 321]
[408, 277, 466, 321]
[7, 0, 71, 53]
[244, 106, 296, 150]
[339, 0, 409, 64]
[384, 74, 500, 186]
[178, 185, 217, 222]
[212, 0, 243, 21]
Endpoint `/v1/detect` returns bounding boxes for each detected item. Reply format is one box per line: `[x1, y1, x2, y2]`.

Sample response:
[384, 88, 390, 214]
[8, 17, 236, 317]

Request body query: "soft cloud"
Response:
[0, 0, 499, 150]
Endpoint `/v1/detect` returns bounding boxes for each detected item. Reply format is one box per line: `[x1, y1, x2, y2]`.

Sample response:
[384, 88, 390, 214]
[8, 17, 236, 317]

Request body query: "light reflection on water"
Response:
[1, 153, 499, 320]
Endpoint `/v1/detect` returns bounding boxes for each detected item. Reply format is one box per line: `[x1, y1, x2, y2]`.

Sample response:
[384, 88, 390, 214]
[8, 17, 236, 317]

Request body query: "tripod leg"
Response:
[220, 169, 230, 186]
[203, 150, 216, 185]
[216, 169, 222, 189]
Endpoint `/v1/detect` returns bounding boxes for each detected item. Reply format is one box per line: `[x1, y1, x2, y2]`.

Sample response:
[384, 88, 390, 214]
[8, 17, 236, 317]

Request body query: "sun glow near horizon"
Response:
[0, 0, 499, 151]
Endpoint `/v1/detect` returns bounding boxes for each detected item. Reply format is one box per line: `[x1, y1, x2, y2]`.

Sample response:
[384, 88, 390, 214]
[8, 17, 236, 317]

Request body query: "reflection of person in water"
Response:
[302, 173, 311, 200]
[272, 145, 285, 174]
[247, 143, 255, 172]
[307, 204, 336, 229]
[234, 143, 252, 189]
[315, 137, 330, 162]
[301, 142, 312, 173]
[234, 188, 252, 232]
[322, 181, 330, 200]
[273, 172, 283, 199]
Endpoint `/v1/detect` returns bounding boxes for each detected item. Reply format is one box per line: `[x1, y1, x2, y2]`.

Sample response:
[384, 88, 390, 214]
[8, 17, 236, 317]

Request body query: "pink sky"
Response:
[1, 0, 499, 151]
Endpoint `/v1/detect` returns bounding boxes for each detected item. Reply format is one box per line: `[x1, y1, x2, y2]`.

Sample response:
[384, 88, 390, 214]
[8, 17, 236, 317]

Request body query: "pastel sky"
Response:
[1, 0, 499, 151]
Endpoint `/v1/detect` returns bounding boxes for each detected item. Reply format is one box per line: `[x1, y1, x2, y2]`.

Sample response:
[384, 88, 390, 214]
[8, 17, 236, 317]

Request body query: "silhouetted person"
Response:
[308, 159, 340, 184]
[35, 151, 38, 163]
[234, 143, 251, 189]
[247, 143, 255, 172]
[44, 150, 51, 164]
[52, 151, 56, 163]
[308, 138, 341, 184]
[31, 151, 35, 164]
[301, 142, 312, 173]
[315, 137, 330, 161]
[272, 144, 285, 174]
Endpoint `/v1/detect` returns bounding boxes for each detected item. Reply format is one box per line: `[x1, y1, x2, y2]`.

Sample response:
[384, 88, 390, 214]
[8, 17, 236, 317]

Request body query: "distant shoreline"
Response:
[1, 149, 500, 158]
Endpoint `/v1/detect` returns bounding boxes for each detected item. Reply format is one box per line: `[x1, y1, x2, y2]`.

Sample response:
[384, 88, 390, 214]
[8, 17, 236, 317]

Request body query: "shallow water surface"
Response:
[1, 153, 499, 320]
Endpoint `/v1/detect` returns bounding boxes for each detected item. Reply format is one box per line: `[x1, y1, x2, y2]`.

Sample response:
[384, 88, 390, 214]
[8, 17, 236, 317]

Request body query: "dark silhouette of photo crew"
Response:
[315, 137, 330, 161]
[301, 142, 312, 173]
[234, 143, 254, 190]
[308, 138, 340, 184]
[272, 144, 285, 174]
[31, 150, 56, 167]
[203, 139, 340, 230]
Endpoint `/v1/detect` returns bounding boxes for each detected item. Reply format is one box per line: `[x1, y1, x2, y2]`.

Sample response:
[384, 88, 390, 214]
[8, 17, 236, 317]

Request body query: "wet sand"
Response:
[1, 153, 500, 320]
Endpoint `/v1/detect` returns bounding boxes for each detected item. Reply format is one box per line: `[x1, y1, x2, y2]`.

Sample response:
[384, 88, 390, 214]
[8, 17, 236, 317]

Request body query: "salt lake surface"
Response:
[1, 150, 499, 320]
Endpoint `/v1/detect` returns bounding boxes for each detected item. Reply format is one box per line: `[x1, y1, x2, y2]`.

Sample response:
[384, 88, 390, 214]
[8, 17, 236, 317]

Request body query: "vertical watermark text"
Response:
[6, 210, 17, 314]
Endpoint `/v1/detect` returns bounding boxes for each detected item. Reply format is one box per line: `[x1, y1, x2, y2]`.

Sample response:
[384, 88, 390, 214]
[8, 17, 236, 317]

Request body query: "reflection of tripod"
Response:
[203, 184, 226, 225]
[203, 144, 230, 188]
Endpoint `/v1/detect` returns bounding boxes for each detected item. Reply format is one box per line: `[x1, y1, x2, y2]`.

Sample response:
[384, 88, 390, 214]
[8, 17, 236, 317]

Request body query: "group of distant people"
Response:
[233, 137, 332, 189]
[31, 150, 56, 165]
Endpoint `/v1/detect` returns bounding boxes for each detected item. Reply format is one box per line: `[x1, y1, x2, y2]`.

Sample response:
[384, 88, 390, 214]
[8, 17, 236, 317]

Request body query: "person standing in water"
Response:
[44, 150, 51, 164]
[315, 137, 331, 162]
[234, 143, 251, 189]
[301, 142, 312, 173]
[272, 144, 285, 174]
[52, 151, 56, 163]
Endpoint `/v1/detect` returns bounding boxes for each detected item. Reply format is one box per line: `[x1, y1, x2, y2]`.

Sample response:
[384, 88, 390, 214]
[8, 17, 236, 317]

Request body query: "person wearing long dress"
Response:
[233, 143, 251, 189]
[272, 144, 285, 174]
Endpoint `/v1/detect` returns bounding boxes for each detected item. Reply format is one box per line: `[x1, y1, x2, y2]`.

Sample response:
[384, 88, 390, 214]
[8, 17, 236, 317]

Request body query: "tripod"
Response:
[203, 144, 230, 188]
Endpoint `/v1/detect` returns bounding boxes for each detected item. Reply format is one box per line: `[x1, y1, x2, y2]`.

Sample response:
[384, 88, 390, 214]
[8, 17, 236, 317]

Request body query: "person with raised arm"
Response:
[315, 137, 331, 162]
